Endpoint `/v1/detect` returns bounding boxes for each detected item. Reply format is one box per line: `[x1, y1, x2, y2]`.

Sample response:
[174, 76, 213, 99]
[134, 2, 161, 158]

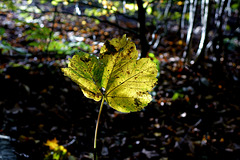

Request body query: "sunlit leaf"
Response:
[62, 52, 103, 101]
[99, 35, 157, 112]
[148, 52, 160, 72]
[45, 138, 59, 150]
[0, 27, 5, 36]
[172, 92, 184, 100]
[104, 57, 158, 112]
[62, 35, 158, 112]
[100, 34, 138, 89]
[231, 3, 239, 10]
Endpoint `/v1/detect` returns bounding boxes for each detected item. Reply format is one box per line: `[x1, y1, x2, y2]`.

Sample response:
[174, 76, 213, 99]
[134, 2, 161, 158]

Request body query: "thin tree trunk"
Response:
[180, 0, 189, 39]
[163, 0, 172, 34]
[177, 1, 185, 37]
[136, 0, 149, 58]
[123, 0, 126, 13]
[214, 0, 228, 62]
[151, 0, 172, 50]
[192, 0, 210, 66]
[183, 0, 198, 64]
[164, 0, 172, 18]
[214, 0, 220, 25]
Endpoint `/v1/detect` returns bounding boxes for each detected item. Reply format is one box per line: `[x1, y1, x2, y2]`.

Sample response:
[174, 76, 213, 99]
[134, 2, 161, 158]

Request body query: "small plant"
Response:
[44, 138, 72, 160]
[62, 35, 158, 159]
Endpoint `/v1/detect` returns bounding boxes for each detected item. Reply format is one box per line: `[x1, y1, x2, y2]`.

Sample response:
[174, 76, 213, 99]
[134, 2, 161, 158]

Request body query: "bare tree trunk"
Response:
[177, 1, 185, 37]
[136, 0, 149, 58]
[213, 0, 228, 62]
[163, 0, 172, 35]
[192, 0, 210, 67]
[150, 0, 172, 50]
[180, 0, 189, 39]
[164, 0, 172, 18]
[183, 0, 198, 64]
[123, 0, 126, 13]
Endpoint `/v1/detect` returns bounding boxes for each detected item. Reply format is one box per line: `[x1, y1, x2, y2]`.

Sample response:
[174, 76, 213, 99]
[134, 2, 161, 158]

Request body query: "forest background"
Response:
[0, 0, 240, 159]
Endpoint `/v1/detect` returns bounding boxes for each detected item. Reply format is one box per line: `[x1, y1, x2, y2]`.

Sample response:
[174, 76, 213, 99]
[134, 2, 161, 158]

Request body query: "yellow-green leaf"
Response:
[100, 35, 158, 112]
[104, 58, 157, 112]
[100, 34, 138, 89]
[62, 35, 158, 113]
[62, 52, 102, 101]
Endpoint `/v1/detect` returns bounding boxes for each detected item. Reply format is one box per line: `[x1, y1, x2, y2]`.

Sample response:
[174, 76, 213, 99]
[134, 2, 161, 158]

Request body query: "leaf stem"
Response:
[94, 97, 105, 149]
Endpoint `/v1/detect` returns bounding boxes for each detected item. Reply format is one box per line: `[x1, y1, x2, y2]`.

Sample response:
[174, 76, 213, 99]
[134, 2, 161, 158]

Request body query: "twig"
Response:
[76, 1, 138, 21]
[16, 9, 139, 35]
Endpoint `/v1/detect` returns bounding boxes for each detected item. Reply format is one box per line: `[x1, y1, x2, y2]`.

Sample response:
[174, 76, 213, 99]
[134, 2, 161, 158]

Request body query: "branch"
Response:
[77, 1, 138, 21]
[15, 9, 139, 35]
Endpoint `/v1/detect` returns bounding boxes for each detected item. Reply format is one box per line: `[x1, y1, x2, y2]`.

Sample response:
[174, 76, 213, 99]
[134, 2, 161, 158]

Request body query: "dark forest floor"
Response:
[1, 8, 240, 160]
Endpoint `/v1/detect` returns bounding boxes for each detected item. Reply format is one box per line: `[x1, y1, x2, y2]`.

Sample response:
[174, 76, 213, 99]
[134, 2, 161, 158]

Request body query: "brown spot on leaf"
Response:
[136, 91, 142, 96]
[126, 46, 134, 56]
[104, 40, 118, 55]
[136, 91, 147, 96]
[80, 57, 91, 63]
[134, 98, 142, 107]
